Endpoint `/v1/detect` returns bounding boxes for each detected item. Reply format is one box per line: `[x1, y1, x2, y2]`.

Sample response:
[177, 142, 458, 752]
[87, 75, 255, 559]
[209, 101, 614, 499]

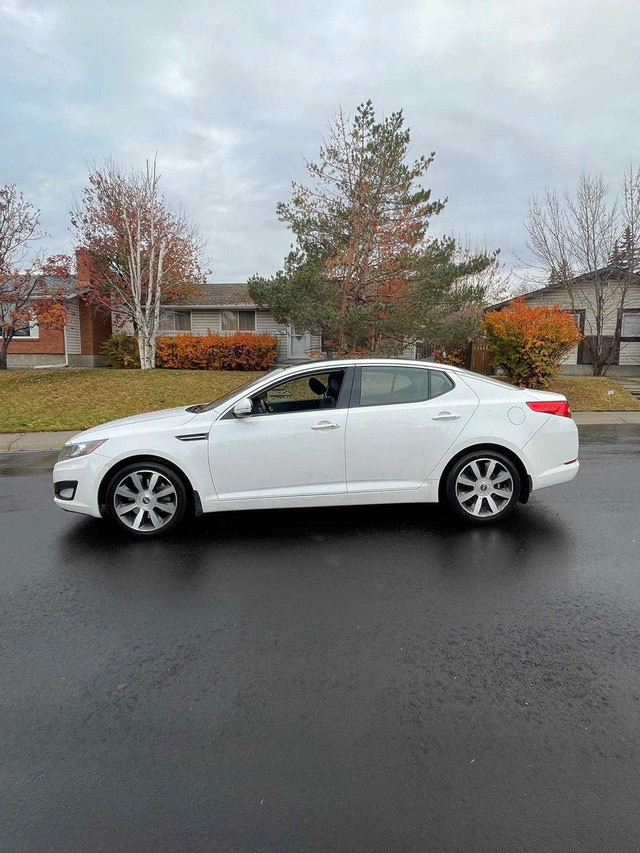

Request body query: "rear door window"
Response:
[359, 367, 429, 406]
[429, 370, 455, 399]
[357, 366, 455, 407]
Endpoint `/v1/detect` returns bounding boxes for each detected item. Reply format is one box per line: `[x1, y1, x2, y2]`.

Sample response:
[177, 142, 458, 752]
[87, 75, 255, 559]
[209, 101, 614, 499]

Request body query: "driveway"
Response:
[1, 426, 639, 852]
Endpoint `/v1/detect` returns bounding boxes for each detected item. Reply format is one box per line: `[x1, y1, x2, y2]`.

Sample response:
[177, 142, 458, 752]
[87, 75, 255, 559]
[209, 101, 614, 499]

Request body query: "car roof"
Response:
[208, 358, 464, 414]
[280, 357, 462, 374]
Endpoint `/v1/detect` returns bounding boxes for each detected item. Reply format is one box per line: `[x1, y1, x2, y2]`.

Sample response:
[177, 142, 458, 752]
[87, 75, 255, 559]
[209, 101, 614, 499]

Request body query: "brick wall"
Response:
[79, 299, 111, 355]
[76, 248, 112, 356]
[7, 327, 65, 354]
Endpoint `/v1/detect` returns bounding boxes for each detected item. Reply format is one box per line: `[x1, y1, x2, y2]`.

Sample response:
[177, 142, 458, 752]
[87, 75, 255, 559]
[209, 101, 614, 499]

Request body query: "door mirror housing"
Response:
[233, 397, 253, 418]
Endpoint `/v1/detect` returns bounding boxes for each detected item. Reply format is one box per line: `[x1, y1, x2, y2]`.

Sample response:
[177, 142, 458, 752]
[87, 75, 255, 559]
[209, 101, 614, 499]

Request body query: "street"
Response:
[1, 425, 639, 852]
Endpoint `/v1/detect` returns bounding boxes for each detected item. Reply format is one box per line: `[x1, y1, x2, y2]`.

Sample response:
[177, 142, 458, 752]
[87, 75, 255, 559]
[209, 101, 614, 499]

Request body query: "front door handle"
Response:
[432, 412, 460, 421]
[311, 421, 341, 431]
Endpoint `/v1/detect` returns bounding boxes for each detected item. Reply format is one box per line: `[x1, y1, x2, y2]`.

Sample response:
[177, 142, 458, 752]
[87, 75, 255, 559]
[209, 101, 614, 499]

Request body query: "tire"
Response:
[444, 450, 520, 524]
[105, 461, 188, 538]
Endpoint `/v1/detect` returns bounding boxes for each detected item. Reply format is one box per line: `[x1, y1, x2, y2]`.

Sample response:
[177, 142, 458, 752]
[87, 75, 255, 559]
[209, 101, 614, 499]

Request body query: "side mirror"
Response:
[233, 397, 253, 418]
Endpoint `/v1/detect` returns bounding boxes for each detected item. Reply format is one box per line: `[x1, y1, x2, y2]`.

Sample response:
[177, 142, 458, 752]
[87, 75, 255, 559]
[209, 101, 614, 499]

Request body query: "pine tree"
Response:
[250, 102, 494, 356]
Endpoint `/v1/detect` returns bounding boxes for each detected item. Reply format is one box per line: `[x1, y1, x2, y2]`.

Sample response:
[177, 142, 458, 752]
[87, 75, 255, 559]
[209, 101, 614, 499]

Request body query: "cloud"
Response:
[1, 0, 639, 281]
[1, 0, 51, 30]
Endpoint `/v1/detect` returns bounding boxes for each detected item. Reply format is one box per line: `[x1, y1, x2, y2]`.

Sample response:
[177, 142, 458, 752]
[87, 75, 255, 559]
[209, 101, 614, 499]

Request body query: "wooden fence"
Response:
[466, 338, 492, 374]
[416, 338, 492, 375]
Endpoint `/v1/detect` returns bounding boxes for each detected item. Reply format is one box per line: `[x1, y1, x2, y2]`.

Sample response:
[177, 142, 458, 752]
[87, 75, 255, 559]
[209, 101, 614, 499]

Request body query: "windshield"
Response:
[193, 369, 285, 413]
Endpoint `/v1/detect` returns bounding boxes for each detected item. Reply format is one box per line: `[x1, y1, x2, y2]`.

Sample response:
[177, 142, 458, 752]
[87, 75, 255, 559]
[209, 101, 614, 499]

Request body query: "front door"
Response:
[209, 368, 351, 501]
[288, 326, 309, 360]
[345, 365, 478, 492]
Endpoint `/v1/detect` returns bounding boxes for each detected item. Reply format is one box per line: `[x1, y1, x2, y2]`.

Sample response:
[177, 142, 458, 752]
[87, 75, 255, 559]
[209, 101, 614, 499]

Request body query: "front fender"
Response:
[92, 435, 215, 510]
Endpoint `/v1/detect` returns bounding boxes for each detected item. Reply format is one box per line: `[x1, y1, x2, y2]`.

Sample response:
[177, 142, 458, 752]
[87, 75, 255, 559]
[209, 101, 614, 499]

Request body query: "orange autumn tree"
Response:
[483, 298, 582, 387]
[0, 184, 69, 369]
[72, 158, 206, 370]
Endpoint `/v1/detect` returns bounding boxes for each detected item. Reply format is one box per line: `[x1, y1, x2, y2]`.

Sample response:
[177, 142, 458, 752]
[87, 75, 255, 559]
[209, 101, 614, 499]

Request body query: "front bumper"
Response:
[52, 452, 110, 518]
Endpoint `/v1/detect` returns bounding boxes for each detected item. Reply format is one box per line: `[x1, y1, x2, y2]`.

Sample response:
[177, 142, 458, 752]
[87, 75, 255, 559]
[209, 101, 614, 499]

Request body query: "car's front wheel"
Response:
[105, 462, 188, 537]
[445, 451, 520, 524]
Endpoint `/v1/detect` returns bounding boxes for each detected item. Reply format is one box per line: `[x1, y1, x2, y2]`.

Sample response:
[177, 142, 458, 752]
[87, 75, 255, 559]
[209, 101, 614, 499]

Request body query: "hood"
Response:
[68, 406, 197, 442]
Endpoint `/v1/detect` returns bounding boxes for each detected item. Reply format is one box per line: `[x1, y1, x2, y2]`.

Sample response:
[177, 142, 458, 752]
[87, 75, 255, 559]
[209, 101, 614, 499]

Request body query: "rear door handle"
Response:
[311, 421, 341, 431]
[432, 412, 460, 421]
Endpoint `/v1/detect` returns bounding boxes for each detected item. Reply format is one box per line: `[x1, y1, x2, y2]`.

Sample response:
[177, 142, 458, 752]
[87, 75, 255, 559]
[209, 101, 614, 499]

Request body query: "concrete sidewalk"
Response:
[0, 431, 79, 452]
[573, 411, 640, 425]
[1, 412, 639, 453]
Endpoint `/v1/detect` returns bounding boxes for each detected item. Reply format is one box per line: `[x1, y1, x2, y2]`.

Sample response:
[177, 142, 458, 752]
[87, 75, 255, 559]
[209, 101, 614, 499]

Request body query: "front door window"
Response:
[252, 370, 345, 415]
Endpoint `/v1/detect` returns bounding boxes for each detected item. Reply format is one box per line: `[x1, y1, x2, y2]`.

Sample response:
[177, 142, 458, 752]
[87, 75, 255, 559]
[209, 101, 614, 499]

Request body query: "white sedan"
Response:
[53, 359, 579, 537]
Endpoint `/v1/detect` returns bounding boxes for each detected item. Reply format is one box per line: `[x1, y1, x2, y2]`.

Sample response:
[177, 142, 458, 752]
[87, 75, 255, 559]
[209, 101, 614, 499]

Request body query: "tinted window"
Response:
[429, 370, 454, 398]
[253, 370, 345, 415]
[359, 367, 429, 407]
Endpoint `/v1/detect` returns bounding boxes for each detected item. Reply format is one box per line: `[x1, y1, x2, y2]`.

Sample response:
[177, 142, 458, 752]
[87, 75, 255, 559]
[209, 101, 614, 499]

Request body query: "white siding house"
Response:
[113, 284, 323, 363]
[489, 273, 640, 376]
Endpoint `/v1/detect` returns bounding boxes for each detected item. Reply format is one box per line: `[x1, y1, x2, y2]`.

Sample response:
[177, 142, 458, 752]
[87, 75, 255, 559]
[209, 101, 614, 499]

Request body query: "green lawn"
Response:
[0, 369, 266, 432]
[544, 377, 640, 412]
[0, 368, 638, 433]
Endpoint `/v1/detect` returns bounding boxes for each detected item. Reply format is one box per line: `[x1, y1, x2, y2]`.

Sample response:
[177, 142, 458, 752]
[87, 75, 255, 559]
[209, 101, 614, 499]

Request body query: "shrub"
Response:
[103, 331, 279, 370]
[102, 333, 140, 368]
[155, 332, 278, 370]
[483, 298, 582, 387]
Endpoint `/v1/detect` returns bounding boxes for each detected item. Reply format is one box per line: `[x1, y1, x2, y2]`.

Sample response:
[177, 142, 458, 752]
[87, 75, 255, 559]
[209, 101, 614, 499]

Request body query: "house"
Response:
[5, 250, 113, 368]
[9, 248, 323, 367]
[488, 271, 640, 376]
[113, 283, 323, 364]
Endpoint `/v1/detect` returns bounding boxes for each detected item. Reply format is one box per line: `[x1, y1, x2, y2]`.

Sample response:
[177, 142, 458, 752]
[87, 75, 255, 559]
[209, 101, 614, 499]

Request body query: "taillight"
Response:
[526, 401, 571, 418]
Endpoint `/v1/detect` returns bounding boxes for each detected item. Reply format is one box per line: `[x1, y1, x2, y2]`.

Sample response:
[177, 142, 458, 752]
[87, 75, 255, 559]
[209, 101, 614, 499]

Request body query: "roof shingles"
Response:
[166, 283, 254, 307]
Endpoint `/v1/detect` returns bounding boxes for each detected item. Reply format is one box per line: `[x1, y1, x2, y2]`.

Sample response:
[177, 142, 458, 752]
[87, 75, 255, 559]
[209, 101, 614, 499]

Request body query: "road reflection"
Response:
[56, 497, 575, 599]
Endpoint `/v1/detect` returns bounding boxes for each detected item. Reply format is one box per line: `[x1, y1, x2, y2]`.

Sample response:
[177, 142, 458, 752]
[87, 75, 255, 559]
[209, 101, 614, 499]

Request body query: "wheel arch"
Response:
[97, 454, 199, 517]
[438, 444, 531, 504]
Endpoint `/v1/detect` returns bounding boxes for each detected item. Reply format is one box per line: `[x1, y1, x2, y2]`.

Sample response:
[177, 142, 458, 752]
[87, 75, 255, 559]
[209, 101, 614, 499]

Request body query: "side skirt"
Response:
[200, 481, 439, 514]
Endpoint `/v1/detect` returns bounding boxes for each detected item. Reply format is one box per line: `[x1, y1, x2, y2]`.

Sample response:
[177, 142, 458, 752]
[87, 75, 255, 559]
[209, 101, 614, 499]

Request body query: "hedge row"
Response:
[102, 332, 278, 370]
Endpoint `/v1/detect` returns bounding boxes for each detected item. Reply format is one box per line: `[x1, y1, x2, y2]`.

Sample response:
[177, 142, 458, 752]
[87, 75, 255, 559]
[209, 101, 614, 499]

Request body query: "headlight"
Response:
[57, 439, 107, 462]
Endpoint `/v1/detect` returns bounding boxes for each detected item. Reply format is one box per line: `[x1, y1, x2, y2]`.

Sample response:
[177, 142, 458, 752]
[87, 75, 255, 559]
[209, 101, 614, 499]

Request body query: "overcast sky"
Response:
[1, 0, 638, 282]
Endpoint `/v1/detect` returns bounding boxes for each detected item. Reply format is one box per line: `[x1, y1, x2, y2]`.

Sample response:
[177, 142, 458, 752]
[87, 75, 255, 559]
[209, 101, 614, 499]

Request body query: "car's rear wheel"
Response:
[105, 462, 188, 537]
[445, 451, 520, 524]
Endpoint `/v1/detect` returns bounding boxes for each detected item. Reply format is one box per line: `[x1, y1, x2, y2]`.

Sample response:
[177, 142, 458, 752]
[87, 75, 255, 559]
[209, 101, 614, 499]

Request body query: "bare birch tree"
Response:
[72, 158, 205, 369]
[525, 168, 640, 375]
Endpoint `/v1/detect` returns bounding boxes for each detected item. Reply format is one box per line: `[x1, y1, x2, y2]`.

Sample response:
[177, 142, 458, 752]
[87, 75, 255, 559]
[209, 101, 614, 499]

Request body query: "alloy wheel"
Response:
[454, 457, 514, 518]
[112, 469, 178, 532]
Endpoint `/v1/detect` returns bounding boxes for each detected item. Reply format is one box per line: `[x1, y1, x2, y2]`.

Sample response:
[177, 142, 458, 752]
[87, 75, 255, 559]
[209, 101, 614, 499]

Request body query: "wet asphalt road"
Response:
[1, 426, 639, 853]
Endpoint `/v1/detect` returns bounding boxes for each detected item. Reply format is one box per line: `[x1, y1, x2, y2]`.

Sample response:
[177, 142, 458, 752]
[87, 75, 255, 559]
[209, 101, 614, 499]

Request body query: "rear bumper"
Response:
[532, 459, 579, 490]
[521, 415, 580, 492]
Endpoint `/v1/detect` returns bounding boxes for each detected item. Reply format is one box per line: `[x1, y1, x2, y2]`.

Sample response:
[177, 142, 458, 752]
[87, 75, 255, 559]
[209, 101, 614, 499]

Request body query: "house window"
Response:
[221, 310, 256, 331]
[159, 310, 191, 332]
[621, 310, 640, 340]
[12, 320, 38, 338]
